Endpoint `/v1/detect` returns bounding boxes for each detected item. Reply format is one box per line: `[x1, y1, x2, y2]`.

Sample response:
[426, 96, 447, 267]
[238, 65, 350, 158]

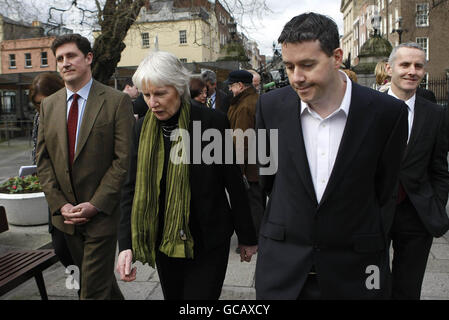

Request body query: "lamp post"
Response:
[392, 16, 403, 44]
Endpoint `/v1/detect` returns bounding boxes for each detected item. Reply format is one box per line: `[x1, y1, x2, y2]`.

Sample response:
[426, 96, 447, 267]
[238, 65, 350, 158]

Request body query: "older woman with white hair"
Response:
[116, 51, 257, 300]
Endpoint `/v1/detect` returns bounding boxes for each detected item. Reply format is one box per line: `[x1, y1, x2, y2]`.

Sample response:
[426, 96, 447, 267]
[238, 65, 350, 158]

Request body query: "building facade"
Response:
[1, 37, 56, 74]
[118, 0, 221, 68]
[341, 0, 449, 80]
[117, 0, 262, 69]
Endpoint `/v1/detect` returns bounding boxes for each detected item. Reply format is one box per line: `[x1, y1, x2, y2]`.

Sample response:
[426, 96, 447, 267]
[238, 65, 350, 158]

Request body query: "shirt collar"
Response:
[388, 89, 416, 113]
[300, 70, 352, 119]
[67, 78, 93, 102]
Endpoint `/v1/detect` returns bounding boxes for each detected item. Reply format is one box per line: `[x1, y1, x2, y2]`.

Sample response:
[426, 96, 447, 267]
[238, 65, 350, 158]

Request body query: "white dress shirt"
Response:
[66, 78, 93, 152]
[209, 91, 216, 109]
[388, 89, 415, 142]
[300, 71, 352, 203]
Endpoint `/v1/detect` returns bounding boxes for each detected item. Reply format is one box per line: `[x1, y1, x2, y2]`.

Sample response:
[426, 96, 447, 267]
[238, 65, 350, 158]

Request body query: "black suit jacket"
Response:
[255, 83, 408, 299]
[416, 87, 437, 104]
[398, 95, 449, 237]
[119, 103, 257, 254]
[215, 89, 232, 115]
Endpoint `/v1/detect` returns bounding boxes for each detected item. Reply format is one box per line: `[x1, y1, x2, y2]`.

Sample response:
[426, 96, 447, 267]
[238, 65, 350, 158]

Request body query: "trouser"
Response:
[50, 226, 74, 268]
[248, 181, 265, 238]
[390, 197, 433, 300]
[64, 226, 124, 300]
[155, 240, 230, 300]
[297, 271, 321, 300]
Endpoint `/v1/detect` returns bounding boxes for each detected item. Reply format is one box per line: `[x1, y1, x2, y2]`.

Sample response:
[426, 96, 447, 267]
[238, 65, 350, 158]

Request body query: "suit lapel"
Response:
[403, 96, 428, 160]
[284, 87, 317, 204]
[319, 83, 375, 207]
[74, 80, 105, 162]
[55, 89, 70, 168]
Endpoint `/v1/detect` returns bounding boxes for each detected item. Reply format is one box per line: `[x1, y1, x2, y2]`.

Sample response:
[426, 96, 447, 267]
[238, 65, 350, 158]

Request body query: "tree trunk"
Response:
[92, 0, 147, 84]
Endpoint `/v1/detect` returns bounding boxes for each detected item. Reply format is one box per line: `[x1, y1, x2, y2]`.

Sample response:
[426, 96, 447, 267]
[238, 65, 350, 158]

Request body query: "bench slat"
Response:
[0, 251, 55, 281]
[0, 250, 59, 297]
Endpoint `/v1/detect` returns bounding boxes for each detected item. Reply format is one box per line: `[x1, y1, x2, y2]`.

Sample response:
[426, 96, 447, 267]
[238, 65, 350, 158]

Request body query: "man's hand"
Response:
[61, 203, 87, 225]
[62, 202, 98, 225]
[116, 249, 137, 282]
[238, 245, 258, 263]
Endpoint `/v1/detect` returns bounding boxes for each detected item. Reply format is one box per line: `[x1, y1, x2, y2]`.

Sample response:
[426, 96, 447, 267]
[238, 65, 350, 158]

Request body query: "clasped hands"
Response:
[61, 202, 98, 225]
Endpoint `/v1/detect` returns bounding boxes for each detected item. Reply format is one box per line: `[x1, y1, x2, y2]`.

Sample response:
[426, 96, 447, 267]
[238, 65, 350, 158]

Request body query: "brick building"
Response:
[1, 37, 56, 74]
[341, 0, 449, 80]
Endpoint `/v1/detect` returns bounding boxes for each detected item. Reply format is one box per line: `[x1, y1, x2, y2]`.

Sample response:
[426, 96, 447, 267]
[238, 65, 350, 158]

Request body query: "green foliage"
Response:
[0, 175, 42, 194]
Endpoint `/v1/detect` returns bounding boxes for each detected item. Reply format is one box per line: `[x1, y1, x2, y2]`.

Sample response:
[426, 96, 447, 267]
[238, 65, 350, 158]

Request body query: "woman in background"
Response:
[374, 60, 391, 92]
[189, 77, 208, 107]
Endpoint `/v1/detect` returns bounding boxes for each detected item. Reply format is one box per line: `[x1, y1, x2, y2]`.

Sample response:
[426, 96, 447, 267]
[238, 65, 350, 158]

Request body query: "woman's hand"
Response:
[116, 249, 137, 282]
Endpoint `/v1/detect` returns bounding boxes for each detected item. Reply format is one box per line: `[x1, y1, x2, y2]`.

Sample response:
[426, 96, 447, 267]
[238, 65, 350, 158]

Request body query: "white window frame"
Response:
[416, 3, 429, 27]
[40, 51, 48, 67]
[25, 53, 32, 68]
[9, 54, 16, 69]
[416, 37, 429, 60]
[141, 32, 150, 48]
[179, 30, 187, 44]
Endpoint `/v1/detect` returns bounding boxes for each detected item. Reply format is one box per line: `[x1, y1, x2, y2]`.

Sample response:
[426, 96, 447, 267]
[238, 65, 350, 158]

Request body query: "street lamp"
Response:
[392, 16, 403, 44]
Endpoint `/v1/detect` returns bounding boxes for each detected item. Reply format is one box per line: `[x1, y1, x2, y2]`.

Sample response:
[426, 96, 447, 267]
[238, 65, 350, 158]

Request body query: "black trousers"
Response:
[297, 272, 321, 300]
[48, 207, 74, 268]
[155, 240, 230, 300]
[390, 197, 433, 300]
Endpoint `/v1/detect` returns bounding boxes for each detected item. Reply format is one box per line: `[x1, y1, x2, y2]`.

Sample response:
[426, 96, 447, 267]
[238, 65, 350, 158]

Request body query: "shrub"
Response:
[0, 175, 42, 194]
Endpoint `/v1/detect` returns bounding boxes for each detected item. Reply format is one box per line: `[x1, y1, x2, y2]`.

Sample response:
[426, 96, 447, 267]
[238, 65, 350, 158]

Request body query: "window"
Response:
[41, 52, 48, 67]
[9, 54, 16, 68]
[180, 58, 187, 63]
[1, 91, 16, 114]
[416, 3, 429, 26]
[179, 30, 187, 44]
[141, 32, 150, 48]
[25, 53, 32, 68]
[416, 37, 429, 60]
[395, 8, 399, 29]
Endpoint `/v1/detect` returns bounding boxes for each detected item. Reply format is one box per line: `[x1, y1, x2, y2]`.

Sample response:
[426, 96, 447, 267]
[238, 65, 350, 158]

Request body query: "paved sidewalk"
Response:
[1, 137, 448, 300]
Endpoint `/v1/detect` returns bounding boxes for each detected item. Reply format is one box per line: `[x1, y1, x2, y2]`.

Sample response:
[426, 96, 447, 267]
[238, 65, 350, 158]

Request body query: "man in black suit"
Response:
[386, 43, 449, 299]
[201, 70, 231, 115]
[255, 13, 409, 300]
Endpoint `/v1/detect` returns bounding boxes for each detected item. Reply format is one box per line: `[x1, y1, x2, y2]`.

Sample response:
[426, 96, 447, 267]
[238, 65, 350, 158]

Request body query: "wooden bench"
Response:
[0, 206, 59, 300]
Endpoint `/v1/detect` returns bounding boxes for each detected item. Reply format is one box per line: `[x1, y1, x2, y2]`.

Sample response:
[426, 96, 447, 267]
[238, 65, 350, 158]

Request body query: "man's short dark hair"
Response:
[278, 12, 340, 57]
[51, 33, 93, 57]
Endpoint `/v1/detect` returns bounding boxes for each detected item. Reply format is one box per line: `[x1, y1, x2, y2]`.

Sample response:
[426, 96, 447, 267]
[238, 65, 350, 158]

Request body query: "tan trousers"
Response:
[64, 226, 124, 300]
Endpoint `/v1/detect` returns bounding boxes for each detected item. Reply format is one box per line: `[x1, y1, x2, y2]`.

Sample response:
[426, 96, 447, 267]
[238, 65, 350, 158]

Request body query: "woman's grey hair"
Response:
[388, 42, 427, 67]
[132, 51, 191, 102]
